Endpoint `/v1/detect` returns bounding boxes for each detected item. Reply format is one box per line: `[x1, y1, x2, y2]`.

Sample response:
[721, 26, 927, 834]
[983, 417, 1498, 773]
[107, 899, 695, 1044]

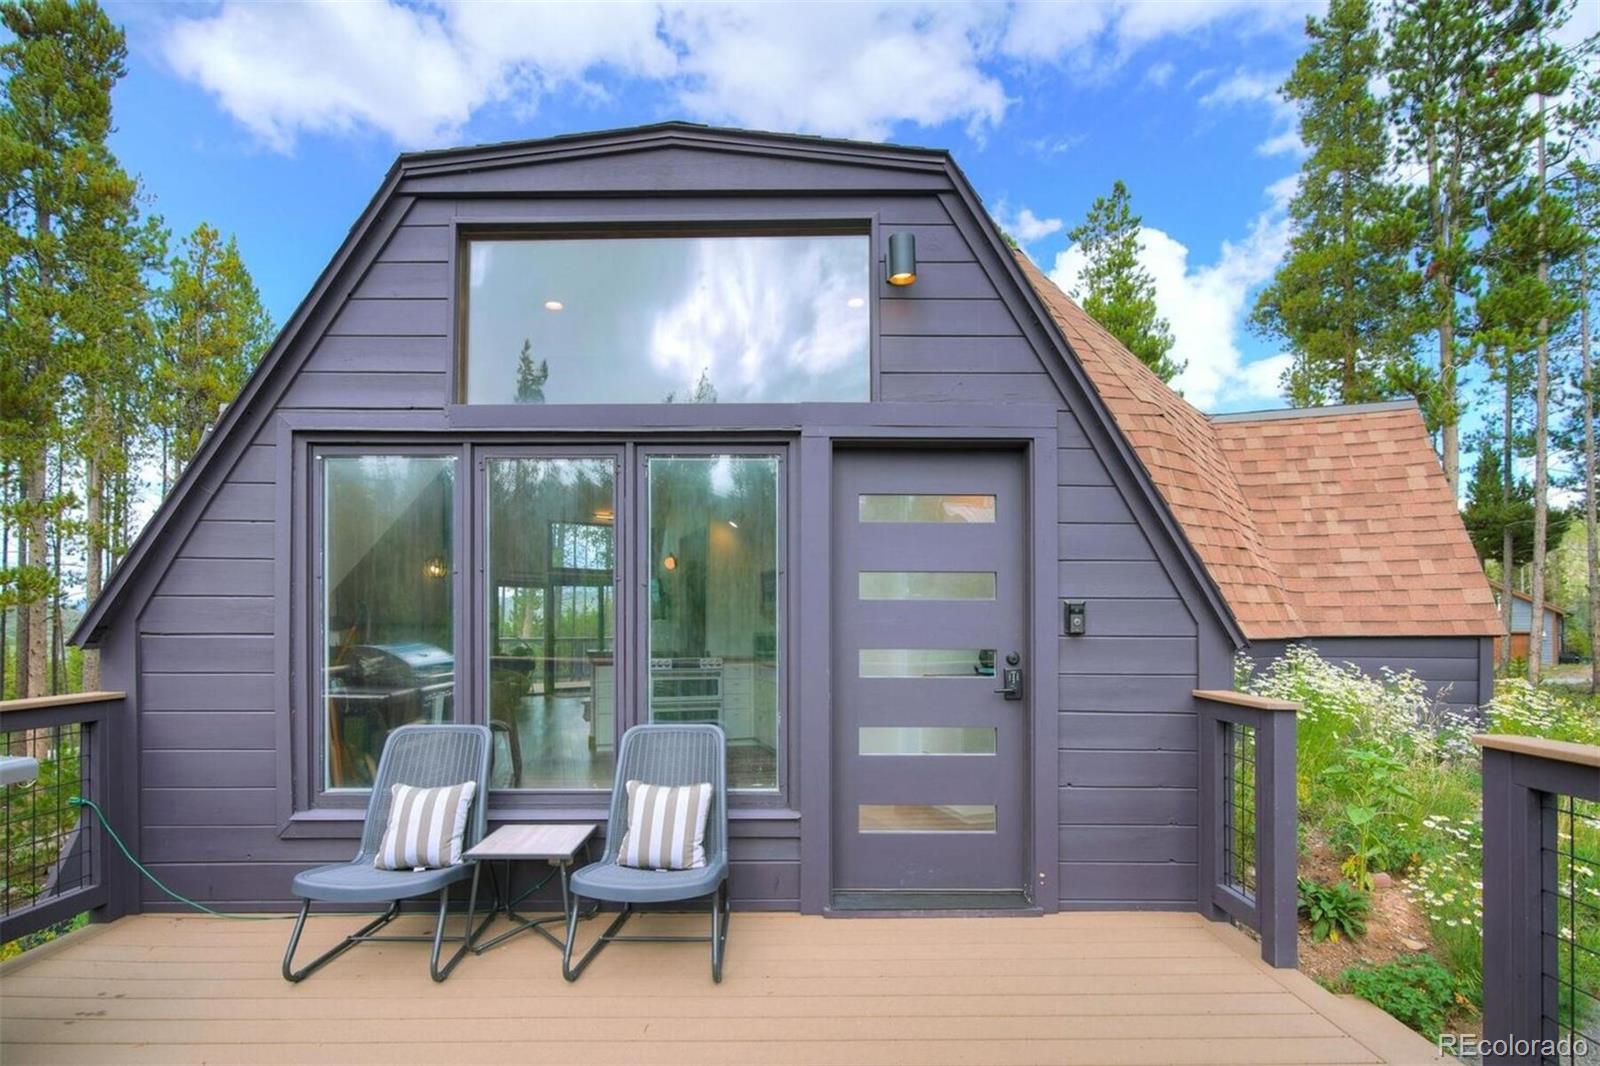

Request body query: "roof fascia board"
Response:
[1210, 399, 1419, 423]
[397, 123, 949, 178]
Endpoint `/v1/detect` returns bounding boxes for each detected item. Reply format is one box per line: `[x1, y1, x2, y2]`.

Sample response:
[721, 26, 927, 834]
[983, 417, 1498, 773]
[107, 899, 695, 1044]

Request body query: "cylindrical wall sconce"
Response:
[887, 232, 917, 286]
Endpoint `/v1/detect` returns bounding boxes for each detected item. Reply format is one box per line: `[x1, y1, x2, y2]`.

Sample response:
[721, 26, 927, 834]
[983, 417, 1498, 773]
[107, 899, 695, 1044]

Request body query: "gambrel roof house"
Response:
[66, 123, 1496, 929]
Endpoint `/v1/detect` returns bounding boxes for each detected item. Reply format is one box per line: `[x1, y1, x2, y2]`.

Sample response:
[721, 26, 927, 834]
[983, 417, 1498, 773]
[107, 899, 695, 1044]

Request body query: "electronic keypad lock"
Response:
[995, 651, 1024, 701]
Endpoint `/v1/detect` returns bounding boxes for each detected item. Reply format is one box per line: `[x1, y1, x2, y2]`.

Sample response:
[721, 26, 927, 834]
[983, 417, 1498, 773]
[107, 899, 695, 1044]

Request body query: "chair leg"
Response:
[429, 864, 491, 983]
[282, 899, 400, 983]
[711, 879, 730, 983]
[562, 898, 632, 983]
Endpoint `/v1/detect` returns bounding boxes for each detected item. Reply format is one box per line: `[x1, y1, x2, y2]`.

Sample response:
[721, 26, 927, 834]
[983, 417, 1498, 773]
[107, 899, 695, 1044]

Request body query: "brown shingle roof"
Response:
[1016, 252, 1500, 640]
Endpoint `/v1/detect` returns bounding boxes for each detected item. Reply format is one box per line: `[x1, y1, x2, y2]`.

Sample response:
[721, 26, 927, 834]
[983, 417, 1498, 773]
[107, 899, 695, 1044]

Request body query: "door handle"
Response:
[994, 665, 1024, 701]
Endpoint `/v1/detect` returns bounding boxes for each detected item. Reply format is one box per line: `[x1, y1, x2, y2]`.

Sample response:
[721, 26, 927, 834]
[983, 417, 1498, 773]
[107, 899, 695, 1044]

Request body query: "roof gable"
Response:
[72, 122, 1243, 650]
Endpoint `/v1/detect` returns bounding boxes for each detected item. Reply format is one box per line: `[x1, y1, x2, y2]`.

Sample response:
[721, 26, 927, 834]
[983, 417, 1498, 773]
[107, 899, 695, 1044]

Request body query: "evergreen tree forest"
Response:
[0, 0, 272, 698]
[1253, 0, 1597, 687]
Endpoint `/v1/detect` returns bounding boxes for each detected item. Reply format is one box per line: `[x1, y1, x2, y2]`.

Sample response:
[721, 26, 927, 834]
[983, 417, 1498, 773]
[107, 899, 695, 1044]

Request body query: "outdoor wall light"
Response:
[886, 232, 917, 286]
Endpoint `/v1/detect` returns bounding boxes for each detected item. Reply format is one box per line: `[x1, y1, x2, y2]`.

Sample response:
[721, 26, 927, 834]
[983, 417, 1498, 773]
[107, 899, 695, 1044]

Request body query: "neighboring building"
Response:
[1492, 590, 1565, 664]
[70, 124, 1496, 918]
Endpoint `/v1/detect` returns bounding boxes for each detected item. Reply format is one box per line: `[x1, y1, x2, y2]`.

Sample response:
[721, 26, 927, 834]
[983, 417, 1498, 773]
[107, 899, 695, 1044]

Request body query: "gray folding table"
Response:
[467, 824, 598, 954]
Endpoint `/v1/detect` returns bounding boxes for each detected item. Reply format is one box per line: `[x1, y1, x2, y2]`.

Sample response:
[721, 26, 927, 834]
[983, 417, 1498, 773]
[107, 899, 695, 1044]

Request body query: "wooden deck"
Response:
[0, 910, 1438, 1065]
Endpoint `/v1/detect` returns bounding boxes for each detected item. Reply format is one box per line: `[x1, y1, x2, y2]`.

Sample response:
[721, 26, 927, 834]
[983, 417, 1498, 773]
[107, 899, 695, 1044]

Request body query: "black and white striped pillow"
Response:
[617, 780, 712, 871]
[374, 781, 477, 870]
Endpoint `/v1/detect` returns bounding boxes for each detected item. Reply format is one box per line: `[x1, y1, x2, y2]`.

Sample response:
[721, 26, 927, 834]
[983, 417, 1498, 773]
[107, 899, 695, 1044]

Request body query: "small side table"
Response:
[467, 824, 598, 954]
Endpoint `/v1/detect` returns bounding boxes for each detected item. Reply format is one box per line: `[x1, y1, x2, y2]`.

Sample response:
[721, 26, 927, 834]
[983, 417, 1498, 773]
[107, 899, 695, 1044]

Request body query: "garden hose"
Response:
[69, 796, 298, 921]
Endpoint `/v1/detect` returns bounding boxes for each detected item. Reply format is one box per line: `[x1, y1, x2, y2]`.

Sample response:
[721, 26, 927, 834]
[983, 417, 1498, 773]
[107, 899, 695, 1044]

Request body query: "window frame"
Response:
[473, 444, 629, 807]
[296, 437, 797, 818]
[634, 443, 793, 802]
[306, 442, 469, 809]
[453, 222, 879, 407]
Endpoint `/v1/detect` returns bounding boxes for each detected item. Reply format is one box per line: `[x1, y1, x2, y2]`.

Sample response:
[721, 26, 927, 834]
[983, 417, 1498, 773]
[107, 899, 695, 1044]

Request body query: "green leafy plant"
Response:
[1340, 954, 1465, 1041]
[1298, 877, 1370, 942]
[1322, 746, 1413, 888]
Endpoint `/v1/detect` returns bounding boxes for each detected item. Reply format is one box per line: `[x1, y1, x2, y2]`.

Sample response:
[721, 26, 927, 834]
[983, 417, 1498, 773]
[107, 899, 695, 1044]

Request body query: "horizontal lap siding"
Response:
[1245, 636, 1491, 709]
[1058, 439, 1200, 907]
[126, 175, 1216, 917]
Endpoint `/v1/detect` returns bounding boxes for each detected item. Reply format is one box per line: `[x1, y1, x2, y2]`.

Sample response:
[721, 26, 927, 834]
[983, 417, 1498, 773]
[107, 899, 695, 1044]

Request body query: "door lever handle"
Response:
[994, 666, 1024, 701]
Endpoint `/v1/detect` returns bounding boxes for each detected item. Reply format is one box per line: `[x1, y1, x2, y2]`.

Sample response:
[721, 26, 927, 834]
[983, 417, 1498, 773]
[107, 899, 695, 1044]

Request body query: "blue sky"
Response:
[99, 1, 1417, 412]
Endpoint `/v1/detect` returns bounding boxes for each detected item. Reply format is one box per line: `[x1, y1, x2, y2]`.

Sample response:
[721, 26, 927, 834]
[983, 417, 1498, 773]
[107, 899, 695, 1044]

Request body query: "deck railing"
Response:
[1479, 734, 1600, 1065]
[1, 691, 125, 945]
[1194, 689, 1299, 967]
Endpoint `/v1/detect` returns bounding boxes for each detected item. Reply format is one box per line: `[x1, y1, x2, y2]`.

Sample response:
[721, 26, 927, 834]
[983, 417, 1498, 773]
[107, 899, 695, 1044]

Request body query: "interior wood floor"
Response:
[0, 910, 1439, 1065]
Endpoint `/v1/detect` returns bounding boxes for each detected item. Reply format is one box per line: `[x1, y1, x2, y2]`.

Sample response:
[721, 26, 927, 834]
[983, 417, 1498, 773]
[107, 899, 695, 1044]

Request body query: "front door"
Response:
[831, 448, 1029, 903]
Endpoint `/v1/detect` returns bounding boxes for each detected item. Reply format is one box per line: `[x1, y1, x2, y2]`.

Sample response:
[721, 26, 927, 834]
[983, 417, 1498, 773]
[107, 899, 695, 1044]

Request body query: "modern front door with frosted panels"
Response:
[831, 449, 1029, 894]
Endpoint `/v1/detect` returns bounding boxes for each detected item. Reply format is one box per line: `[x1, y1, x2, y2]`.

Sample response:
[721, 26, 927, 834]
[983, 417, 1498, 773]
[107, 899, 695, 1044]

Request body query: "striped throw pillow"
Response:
[617, 780, 712, 871]
[374, 781, 477, 870]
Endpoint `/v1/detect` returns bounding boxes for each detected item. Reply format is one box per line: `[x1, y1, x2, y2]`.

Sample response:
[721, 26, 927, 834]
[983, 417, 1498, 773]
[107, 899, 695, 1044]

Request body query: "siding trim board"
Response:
[68, 122, 1268, 917]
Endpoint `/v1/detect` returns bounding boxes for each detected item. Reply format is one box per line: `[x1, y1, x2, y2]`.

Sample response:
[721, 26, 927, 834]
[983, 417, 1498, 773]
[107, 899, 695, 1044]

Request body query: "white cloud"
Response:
[157, 1, 1315, 152]
[1199, 68, 1304, 158]
[162, 1, 674, 151]
[1048, 181, 1294, 408]
[994, 204, 1065, 245]
[1144, 60, 1176, 87]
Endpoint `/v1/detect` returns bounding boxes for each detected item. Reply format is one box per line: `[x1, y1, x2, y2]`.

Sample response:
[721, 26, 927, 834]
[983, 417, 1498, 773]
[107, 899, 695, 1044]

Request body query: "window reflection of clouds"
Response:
[465, 235, 869, 404]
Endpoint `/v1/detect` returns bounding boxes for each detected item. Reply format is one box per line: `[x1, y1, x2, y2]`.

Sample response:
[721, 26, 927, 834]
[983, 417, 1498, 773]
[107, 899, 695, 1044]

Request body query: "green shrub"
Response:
[1341, 954, 1465, 1041]
[1298, 877, 1369, 942]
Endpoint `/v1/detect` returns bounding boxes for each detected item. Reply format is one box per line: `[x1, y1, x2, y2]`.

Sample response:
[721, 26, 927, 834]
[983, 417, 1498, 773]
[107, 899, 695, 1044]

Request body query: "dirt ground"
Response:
[1298, 839, 1434, 982]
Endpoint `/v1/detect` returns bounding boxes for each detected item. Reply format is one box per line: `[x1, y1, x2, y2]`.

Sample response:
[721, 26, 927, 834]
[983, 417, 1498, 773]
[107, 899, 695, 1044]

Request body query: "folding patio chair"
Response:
[282, 723, 494, 983]
[561, 723, 730, 982]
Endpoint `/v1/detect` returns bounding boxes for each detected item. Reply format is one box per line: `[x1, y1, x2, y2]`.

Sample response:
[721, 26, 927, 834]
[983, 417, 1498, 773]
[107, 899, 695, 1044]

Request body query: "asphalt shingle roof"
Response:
[1018, 252, 1501, 640]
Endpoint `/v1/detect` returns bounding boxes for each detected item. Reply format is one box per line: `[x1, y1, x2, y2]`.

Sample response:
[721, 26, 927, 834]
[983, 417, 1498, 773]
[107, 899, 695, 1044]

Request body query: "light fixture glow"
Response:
[663, 553, 678, 572]
[886, 232, 917, 287]
[727, 520, 739, 529]
[593, 508, 614, 524]
[543, 300, 564, 311]
[847, 296, 865, 309]
[422, 556, 449, 579]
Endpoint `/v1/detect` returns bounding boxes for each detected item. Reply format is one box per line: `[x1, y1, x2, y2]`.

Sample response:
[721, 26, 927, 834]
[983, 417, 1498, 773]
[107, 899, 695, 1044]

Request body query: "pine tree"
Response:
[1463, 437, 1570, 570]
[0, 0, 147, 696]
[1253, 0, 1419, 407]
[513, 339, 548, 403]
[152, 222, 273, 485]
[1387, 0, 1504, 493]
[1067, 181, 1181, 382]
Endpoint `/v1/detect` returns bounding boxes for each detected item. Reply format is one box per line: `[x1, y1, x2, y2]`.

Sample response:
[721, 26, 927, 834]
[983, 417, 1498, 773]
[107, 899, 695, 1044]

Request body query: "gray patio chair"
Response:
[562, 723, 730, 982]
[282, 723, 494, 983]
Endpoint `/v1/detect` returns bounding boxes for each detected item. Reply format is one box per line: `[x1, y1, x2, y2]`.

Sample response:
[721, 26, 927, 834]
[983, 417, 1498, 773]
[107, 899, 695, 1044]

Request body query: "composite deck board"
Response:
[1, 913, 1435, 1066]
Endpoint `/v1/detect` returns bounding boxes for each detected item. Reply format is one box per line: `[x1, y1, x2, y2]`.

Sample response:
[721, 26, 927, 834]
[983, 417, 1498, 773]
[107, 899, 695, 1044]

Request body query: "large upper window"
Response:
[463, 233, 871, 405]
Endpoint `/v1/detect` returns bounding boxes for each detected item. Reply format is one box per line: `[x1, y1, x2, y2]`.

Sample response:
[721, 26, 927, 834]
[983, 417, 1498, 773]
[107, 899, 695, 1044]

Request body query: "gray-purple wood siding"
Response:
[88, 130, 1236, 913]
[1244, 636, 1495, 713]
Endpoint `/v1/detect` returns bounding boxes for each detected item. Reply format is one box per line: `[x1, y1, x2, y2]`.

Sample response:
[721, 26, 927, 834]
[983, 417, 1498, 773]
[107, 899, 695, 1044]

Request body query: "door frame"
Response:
[796, 422, 1060, 914]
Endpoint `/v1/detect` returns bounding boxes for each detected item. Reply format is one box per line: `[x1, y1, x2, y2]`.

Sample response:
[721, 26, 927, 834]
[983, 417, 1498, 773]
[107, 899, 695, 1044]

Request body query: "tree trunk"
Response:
[1528, 101, 1550, 686]
[1502, 362, 1516, 672]
[0, 461, 8, 700]
[83, 452, 102, 691]
[1580, 250, 1597, 695]
[23, 458, 47, 699]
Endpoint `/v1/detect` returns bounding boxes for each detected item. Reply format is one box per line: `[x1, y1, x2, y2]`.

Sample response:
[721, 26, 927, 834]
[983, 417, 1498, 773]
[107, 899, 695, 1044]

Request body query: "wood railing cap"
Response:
[0, 691, 126, 714]
[1192, 689, 1300, 713]
[1474, 733, 1600, 769]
